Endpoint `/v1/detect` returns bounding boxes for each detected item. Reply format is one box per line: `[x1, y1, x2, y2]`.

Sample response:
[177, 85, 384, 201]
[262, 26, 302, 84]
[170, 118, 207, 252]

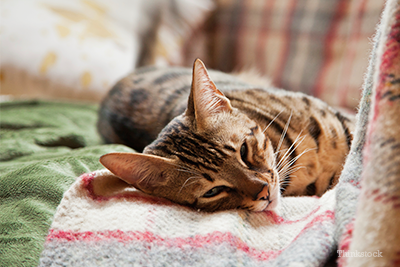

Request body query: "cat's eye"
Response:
[240, 142, 248, 163]
[203, 186, 229, 198]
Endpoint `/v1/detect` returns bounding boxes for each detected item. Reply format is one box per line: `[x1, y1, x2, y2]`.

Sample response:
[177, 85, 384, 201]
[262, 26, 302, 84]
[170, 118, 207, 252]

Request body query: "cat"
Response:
[97, 59, 355, 212]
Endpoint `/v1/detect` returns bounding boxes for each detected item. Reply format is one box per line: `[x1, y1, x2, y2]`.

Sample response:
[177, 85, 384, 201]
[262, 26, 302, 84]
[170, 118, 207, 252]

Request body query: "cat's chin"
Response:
[265, 198, 278, 211]
[255, 188, 280, 212]
[251, 197, 279, 212]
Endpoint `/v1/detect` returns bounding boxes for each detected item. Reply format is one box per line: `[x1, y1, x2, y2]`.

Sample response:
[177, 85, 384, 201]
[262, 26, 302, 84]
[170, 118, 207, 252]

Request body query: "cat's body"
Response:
[98, 59, 354, 212]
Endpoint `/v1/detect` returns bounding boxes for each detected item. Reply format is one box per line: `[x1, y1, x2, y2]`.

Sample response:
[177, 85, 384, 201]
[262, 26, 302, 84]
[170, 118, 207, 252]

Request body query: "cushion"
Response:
[0, 0, 140, 101]
[185, 0, 384, 109]
[0, 0, 214, 102]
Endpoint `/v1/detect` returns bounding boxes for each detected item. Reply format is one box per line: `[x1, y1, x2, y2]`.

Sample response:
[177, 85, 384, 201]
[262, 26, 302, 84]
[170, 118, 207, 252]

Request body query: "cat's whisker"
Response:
[278, 147, 316, 173]
[275, 132, 306, 171]
[274, 128, 305, 157]
[164, 161, 193, 171]
[182, 180, 200, 189]
[278, 160, 305, 174]
[163, 161, 202, 177]
[277, 131, 306, 165]
[178, 176, 202, 194]
[279, 175, 298, 186]
[275, 128, 303, 171]
[276, 110, 292, 154]
[279, 167, 305, 179]
[274, 148, 287, 157]
[176, 168, 201, 176]
[279, 163, 305, 174]
[263, 109, 284, 134]
[279, 166, 305, 176]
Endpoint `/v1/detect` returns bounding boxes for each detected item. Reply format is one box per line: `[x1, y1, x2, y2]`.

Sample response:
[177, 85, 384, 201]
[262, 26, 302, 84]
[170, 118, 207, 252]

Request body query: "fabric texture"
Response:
[337, 0, 400, 266]
[0, 100, 101, 161]
[184, 0, 383, 110]
[39, 170, 337, 267]
[0, 101, 134, 266]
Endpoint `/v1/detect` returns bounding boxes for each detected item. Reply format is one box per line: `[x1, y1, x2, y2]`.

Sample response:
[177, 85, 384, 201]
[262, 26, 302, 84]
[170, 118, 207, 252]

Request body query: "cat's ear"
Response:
[100, 152, 174, 194]
[186, 59, 232, 129]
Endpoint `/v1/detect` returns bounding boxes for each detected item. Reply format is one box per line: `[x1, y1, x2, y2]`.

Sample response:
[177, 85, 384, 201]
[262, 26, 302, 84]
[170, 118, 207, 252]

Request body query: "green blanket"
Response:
[0, 101, 134, 267]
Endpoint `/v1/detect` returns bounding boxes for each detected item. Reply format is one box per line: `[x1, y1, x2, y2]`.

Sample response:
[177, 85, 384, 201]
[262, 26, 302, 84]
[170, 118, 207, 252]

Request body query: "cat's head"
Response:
[100, 59, 280, 212]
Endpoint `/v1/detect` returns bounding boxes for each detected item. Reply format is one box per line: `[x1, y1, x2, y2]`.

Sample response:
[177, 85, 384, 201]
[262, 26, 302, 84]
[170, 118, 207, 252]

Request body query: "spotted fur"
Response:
[98, 59, 355, 212]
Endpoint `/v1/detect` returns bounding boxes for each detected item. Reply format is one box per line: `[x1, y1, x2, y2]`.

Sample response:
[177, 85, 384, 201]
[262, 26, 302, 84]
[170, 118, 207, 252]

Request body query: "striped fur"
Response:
[98, 59, 354, 212]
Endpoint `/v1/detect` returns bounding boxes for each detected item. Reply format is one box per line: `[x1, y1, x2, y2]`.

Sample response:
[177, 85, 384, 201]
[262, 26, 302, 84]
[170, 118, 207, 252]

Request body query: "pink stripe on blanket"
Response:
[46, 230, 283, 261]
[46, 210, 333, 262]
[364, 188, 400, 208]
[337, 220, 355, 267]
[292, 210, 334, 239]
[263, 204, 326, 224]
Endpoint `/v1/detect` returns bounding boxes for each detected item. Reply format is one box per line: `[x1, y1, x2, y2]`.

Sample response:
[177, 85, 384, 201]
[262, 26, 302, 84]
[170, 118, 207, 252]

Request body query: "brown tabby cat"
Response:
[98, 59, 354, 212]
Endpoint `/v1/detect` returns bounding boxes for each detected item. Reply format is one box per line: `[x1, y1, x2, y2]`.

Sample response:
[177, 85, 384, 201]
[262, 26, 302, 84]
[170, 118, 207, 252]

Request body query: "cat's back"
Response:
[98, 65, 355, 158]
[97, 66, 255, 151]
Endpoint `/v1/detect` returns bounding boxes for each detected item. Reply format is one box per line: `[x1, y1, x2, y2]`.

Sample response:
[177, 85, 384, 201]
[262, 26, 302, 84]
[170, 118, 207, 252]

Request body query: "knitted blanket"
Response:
[39, 170, 336, 266]
[336, 0, 400, 266]
[38, 0, 400, 265]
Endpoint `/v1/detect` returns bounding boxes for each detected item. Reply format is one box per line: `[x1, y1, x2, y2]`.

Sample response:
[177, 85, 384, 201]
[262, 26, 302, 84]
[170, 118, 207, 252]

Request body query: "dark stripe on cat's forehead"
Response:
[203, 173, 214, 182]
[176, 154, 218, 172]
[153, 142, 219, 172]
[151, 121, 228, 172]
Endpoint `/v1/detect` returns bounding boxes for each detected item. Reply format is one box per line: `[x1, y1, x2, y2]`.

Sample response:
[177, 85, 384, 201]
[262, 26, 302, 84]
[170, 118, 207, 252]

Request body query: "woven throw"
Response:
[185, 0, 383, 109]
[39, 170, 336, 266]
[336, 0, 400, 266]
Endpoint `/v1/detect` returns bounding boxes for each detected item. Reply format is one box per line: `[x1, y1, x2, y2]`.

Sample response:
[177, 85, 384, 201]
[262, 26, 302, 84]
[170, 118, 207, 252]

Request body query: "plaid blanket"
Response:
[38, 1, 400, 266]
[184, 0, 383, 110]
[336, 0, 400, 266]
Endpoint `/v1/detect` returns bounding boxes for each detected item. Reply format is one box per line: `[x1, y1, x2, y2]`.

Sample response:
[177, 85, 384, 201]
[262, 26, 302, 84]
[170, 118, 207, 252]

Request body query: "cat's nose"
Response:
[257, 183, 270, 201]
